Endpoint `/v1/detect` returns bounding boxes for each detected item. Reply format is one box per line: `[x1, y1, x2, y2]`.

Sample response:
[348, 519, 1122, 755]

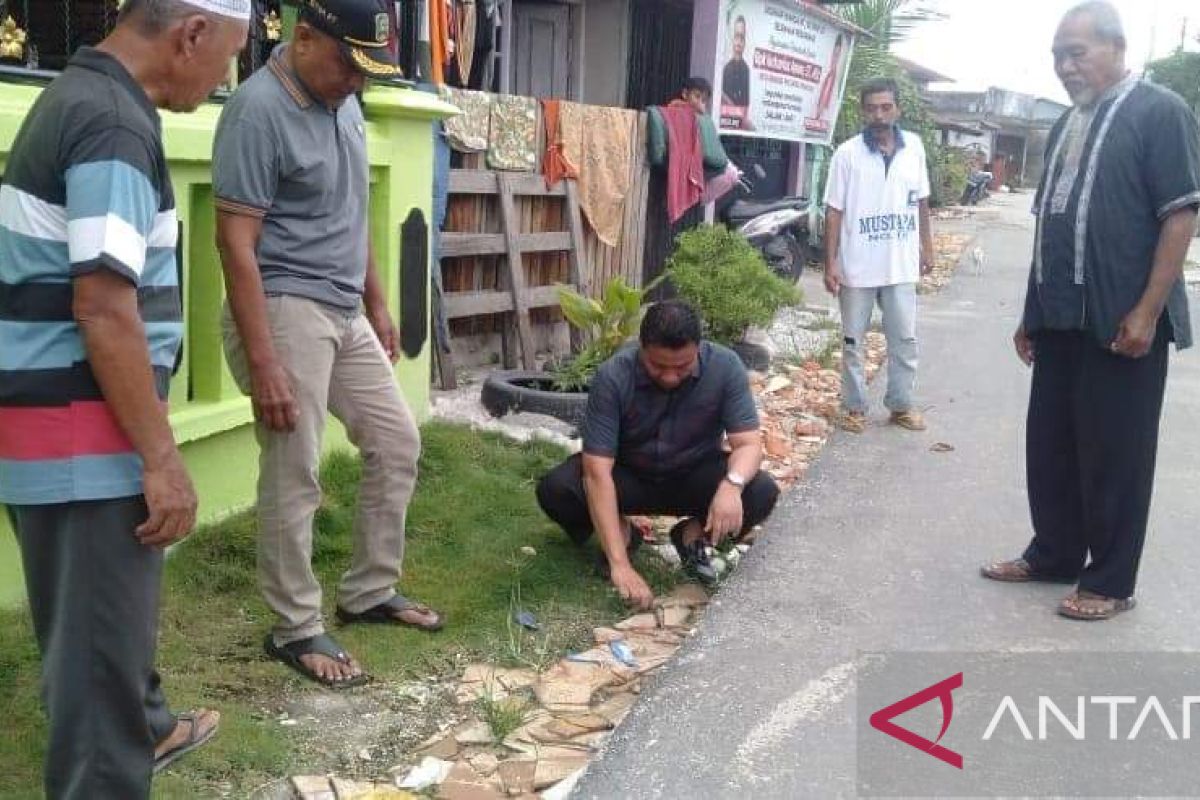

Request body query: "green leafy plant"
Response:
[935, 146, 972, 206]
[552, 275, 663, 392]
[665, 225, 802, 346]
[474, 691, 530, 743]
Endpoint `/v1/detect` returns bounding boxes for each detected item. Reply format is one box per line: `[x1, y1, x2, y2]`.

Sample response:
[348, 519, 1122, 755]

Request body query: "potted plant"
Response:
[666, 224, 802, 370]
[480, 276, 661, 427]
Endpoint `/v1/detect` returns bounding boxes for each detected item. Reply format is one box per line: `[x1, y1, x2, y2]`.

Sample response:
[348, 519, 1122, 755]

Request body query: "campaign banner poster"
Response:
[715, 0, 854, 144]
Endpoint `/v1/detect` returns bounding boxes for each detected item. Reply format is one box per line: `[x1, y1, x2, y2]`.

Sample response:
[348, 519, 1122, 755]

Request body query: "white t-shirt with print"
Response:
[824, 129, 931, 288]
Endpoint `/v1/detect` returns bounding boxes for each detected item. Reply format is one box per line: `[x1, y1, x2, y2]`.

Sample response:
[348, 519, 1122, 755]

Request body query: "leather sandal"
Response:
[980, 557, 1076, 584]
[1057, 590, 1136, 621]
[336, 595, 445, 632]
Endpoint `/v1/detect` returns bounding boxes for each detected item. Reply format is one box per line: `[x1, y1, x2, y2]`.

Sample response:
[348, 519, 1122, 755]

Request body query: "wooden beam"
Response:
[563, 180, 588, 352]
[443, 285, 563, 319]
[448, 170, 567, 197]
[496, 173, 538, 369]
[441, 231, 573, 258]
[563, 181, 588, 293]
[440, 233, 506, 258]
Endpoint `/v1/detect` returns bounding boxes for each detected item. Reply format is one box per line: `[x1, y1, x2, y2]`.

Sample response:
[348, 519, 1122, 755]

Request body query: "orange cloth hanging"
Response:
[429, 0, 451, 84]
[541, 99, 578, 189]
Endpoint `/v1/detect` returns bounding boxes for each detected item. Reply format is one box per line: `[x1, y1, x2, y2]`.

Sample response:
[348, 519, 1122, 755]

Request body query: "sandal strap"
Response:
[382, 594, 434, 615]
[279, 633, 353, 664]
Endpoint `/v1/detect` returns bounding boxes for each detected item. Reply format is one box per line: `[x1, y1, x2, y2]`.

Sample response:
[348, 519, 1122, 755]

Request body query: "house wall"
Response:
[582, 0, 631, 107]
[0, 81, 455, 607]
[944, 129, 993, 158]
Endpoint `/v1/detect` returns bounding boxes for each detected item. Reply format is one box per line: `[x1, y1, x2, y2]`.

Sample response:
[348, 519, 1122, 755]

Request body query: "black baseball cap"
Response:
[292, 0, 402, 79]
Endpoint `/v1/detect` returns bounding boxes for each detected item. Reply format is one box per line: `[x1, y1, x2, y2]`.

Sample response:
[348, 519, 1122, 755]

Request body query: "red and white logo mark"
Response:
[869, 672, 964, 769]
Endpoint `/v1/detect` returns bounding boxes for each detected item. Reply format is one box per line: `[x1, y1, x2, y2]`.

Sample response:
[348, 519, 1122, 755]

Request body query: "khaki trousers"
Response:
[223, 294, 420, 645]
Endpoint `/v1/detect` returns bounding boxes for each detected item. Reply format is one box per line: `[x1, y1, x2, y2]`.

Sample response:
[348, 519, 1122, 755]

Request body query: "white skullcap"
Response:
[185, 0, 252, 19]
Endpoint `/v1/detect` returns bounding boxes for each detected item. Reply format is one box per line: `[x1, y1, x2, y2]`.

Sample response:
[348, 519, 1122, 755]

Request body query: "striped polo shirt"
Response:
[0, 47, 181, 505]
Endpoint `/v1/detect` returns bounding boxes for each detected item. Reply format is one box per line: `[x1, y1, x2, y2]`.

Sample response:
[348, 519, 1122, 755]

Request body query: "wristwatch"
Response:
[724, 470, 746, 489]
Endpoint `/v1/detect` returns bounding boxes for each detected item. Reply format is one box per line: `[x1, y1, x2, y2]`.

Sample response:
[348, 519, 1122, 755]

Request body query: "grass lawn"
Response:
[0, 422, 678, 799]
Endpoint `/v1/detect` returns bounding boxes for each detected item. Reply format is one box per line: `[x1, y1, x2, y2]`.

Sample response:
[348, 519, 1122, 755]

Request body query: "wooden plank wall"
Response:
[441, 108, 649, 350]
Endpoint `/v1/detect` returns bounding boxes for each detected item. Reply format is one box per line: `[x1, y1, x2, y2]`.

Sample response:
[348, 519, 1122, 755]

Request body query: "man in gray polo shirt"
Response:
[536, 301, 781, 609]
[214, 0, 443, 689]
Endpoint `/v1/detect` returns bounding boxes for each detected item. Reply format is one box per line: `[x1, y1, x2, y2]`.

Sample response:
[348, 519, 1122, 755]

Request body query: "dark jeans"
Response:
[10, 496, 176, 800]
[1022, 328, 1170, 599]
[536, 453, 781, 545]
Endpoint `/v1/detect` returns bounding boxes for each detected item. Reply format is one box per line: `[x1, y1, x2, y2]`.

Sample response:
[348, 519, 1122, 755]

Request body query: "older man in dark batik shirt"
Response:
[982, 1, 1200, 620]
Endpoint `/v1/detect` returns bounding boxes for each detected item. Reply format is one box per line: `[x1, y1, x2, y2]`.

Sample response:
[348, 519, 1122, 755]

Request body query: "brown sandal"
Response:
[980, 558, 1076, 584]
[1057, 590, 1136, 621]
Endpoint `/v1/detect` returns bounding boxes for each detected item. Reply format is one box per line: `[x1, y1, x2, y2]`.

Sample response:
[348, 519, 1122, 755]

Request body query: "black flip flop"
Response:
[335, 595, 445, 632]
[263, 633, 369, 689]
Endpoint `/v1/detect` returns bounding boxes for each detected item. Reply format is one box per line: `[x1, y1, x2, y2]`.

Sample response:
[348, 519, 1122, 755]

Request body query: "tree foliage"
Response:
[1146, 50, 1200, 117]
[666, 225, 802, 346]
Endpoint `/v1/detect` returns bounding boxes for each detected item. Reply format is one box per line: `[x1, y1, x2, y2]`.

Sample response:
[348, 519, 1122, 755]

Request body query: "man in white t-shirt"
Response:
[823, 77, 935, 433]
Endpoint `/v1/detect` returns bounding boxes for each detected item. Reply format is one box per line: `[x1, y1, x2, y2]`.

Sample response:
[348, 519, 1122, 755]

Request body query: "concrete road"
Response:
[572, 194, 1200, 799]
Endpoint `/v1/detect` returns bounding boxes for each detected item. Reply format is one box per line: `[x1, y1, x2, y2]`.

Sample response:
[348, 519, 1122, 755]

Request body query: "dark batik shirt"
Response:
[582, 341, 759, 476]
[1024, 77, 1200, 350]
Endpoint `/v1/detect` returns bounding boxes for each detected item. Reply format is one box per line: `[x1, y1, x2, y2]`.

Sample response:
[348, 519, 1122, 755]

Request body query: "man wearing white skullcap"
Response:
[0, 3, 246, 798]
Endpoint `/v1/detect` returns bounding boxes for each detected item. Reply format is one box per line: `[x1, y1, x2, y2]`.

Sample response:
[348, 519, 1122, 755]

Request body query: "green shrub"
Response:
[665, 225, 802, 346]
[552, 275, 662, 391]
[935, 146, 971, 206]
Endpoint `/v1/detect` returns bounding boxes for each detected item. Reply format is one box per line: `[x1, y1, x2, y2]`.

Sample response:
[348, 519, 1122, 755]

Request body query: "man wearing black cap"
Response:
[214, 0, 441, 690]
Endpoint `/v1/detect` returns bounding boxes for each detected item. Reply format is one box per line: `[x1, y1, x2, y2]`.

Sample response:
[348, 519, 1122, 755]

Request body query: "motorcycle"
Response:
[718, 164, 812, 283]
[960, 170, 994, 206]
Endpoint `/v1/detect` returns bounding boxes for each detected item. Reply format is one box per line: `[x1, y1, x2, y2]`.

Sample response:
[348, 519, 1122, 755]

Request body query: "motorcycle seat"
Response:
[727, 197, 808, 219]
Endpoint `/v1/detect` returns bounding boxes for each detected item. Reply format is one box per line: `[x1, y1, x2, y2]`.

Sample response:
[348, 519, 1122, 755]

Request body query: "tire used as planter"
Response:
[731, 340, 771, 372]
[480, 370, 590, 428]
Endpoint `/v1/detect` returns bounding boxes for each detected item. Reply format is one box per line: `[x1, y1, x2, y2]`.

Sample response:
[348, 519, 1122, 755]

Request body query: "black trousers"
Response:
[9, 497, 176, 800]
[1022, 329, 1170, 599]
[536, 453, 781, 545]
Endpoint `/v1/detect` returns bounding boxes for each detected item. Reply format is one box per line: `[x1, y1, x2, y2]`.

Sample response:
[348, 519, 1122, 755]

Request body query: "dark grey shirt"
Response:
[213, 45, 369, 311]
[581, 341, 760, 475]
[1024, 78, 1200, 350]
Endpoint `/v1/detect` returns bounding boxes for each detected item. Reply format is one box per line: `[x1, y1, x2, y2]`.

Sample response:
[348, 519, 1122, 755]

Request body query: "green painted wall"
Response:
[0, 78, 456, 607]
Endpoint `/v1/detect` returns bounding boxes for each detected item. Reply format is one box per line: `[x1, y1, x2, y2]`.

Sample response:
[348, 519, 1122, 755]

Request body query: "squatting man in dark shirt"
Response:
[536, 301, 781, 609]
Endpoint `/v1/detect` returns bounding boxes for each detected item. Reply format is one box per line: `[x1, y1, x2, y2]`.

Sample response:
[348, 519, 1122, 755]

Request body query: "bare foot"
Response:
[299, 652, 363, 685]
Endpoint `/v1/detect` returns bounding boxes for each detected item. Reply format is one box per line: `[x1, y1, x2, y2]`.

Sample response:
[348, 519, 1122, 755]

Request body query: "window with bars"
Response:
[0, 0, 284, 82]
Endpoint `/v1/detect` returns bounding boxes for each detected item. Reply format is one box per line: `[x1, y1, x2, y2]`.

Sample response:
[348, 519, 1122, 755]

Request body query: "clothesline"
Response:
[439, 86, 644, 247]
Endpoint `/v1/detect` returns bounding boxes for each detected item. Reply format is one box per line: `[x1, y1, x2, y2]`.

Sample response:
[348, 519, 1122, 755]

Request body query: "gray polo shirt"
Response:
[581, 341, 760, 476]
[213, 45, 369, 311]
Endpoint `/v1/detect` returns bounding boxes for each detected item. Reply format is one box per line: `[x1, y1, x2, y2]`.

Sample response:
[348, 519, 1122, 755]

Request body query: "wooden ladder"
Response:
[435, 170, 587, 389]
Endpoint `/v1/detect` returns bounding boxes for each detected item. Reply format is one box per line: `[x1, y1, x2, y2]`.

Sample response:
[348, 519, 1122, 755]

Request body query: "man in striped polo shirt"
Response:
[0, 2, 246, 797]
